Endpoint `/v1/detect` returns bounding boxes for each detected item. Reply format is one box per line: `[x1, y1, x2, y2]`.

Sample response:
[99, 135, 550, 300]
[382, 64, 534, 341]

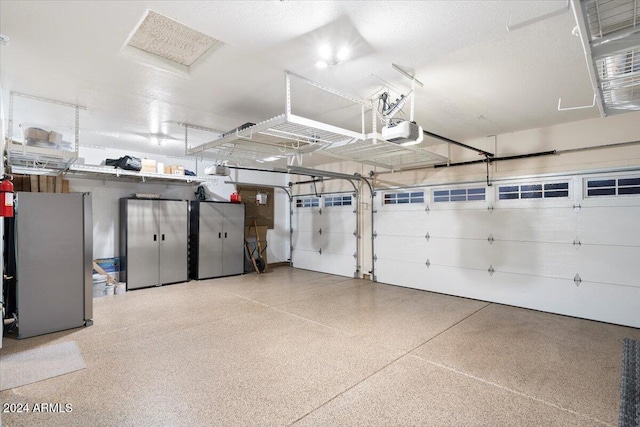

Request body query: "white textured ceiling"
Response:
[0, 0, 602, 162]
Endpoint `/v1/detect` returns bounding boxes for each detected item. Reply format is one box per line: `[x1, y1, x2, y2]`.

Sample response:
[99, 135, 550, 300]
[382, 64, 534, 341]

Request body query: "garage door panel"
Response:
[292, 249, 322, 272]
[321, 210, 356, 228]
[426, 208, 578, 243]
[576, 245, 640, 288]
[376, 263, 640, 327]
[292, 211, 322, 233]
[376, 210, 428, 235]
[376, 258, 427, 286]
[324, 233, 356, 255]
[375, 235, 426, 262]
[426, 239, 494, 271]
[576, 206, 640, 246]
[312, 252, 356, 277]
[422, 210, 493, 240]
[488, 241, 577, 278]
[292, 230, 325, 252]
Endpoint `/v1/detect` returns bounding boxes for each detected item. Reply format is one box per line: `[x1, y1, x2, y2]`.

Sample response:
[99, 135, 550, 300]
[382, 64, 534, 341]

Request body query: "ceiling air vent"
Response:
[125, 10, 222, 68]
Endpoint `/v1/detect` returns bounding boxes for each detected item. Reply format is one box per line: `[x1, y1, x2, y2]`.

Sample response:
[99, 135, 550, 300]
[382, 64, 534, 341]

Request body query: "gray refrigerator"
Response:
[120, 198, 189, 290]
[13, 192, 93, 339]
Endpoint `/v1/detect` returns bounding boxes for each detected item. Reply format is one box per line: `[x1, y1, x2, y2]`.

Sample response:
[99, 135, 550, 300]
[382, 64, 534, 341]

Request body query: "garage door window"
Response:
[586, 177, 640, 197]
[324, 195, 352, 207]
[384, 191, 424, 205]
[433, 187, 485, 203]
[296, 197, 319, 208]
[498, 182, 569, 200]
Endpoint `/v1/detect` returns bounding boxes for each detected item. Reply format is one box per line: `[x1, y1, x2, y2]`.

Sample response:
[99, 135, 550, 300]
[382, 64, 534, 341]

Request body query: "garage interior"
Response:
[0, 1, 639, 426]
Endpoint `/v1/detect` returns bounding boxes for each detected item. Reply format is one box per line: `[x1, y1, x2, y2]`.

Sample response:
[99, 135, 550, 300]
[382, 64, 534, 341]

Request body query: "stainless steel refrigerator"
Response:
[120, 198, 189, 290]
[189, 201, 245, 279]
[10, 192, 93, 339]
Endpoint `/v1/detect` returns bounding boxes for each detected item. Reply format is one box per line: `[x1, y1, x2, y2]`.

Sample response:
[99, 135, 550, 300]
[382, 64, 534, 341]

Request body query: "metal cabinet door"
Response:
[126, 199, 160, 290]
[222, 203, 245, 276]
[197, 203, 224, 278]
[158, 200, 188, 284]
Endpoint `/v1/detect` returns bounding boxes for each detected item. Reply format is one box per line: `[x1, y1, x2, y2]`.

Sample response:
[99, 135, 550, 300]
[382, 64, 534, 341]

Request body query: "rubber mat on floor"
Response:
[619, 338, 639, 427]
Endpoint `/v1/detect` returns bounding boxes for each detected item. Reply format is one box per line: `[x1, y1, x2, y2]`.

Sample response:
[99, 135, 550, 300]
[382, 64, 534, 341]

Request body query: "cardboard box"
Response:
[47, 176, 55, 193]
[164, 165, 172, 174]
[141, 158, 157, 173]
[39, 175, 48, 193]
[55, 175, 63, 193]
[24, 127, 49, 141]
[62, 179, 70, 193]
[30, 175, 39, 192]
[171, 165, 185, 176]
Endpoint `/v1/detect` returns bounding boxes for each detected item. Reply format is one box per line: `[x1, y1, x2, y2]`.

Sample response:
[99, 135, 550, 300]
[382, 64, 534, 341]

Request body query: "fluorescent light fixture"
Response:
[261, 156, 281, 162]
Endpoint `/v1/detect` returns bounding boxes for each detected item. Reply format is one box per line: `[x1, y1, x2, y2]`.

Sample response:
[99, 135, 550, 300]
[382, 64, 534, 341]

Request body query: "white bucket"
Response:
[92, 281, 106, 298]
[115, 282, 126, 295]
[105, 284, 115, 296]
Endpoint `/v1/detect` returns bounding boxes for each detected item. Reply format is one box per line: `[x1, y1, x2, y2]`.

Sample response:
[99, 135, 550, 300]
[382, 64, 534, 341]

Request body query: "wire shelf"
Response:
[319, 133, 448, 170]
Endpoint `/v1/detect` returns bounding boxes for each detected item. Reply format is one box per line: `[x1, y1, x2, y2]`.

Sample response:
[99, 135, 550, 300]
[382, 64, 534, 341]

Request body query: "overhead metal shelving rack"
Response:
[185, 71, 449, 171]
[320, 133, 448, 170]
[186, 72, 366, 164]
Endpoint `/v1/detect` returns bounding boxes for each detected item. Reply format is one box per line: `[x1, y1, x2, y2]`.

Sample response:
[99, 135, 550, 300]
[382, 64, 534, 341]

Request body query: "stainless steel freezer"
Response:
[190, 201, 245, 279]
[14, 192, 93, 339]
[120, 198, 188, 290]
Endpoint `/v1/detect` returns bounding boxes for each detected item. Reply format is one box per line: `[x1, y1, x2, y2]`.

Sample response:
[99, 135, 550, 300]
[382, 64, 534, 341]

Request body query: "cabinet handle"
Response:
[153, 234, 157, 241]
[218, 232, 221, 239]
[225, 232, 227, 238]
[162, 234, 165, 241]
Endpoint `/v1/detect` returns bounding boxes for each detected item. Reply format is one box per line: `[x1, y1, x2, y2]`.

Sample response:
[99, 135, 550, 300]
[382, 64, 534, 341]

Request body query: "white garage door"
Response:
[292, 193, 358, 277]
[374, 172, 640, 328]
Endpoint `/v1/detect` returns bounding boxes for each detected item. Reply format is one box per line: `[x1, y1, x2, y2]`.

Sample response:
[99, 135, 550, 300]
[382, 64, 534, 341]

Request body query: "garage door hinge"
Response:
[372, 209, 378, 214]
[353, 252, 357, 259]
[425, 205, 430, 213]
[487, 206, 494, 212]
[574, 274, 581, 286]
[425, 232, 430, 241]
[319, 248, 322, 255]
[353, 230, 358, 237]
[318, 228, 322, 235]
[573, 204, 581, 212]
[425, 259, 430, 268]
[488, 234, 494, 244]
[488, 265, 495, 275]
[353, 209, 357, 214]
[373, 255, 378, 261]
[373, 231, 377, 238]
[573, 238, 581, 247]
[319, 208, 323, 215]
[290, 228, 293, 234]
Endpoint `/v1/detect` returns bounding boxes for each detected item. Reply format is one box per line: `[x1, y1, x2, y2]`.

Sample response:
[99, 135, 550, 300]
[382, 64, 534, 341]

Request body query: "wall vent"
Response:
[125, 10, 222, 68]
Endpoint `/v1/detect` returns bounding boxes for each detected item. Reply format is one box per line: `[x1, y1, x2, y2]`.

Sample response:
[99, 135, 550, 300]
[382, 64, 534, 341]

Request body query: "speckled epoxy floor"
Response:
[1, 266, 638, 426]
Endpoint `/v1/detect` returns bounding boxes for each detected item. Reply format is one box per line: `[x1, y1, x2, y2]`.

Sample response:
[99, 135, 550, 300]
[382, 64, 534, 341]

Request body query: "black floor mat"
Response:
[619, 338, 639, 427]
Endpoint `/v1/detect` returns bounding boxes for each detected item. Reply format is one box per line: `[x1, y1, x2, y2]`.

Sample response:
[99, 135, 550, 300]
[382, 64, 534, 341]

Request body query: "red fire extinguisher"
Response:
[0, 175, 14, 217]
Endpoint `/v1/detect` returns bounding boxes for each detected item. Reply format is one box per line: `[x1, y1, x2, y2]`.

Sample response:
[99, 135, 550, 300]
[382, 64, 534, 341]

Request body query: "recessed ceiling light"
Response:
[336, 46, 350, 62]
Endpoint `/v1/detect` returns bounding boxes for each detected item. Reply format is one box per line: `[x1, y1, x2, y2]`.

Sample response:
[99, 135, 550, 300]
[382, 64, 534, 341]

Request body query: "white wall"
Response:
[72, 145, 290, 264]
